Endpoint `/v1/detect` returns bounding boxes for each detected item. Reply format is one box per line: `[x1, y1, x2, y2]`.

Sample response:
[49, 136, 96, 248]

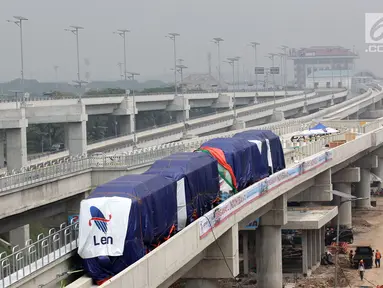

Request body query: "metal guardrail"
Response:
[0, 220, 78, 288]
[0, 89, 311, 102]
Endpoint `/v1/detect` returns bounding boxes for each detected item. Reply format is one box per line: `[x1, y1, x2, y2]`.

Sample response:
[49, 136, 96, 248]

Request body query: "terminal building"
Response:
[288, 46, 359, 89]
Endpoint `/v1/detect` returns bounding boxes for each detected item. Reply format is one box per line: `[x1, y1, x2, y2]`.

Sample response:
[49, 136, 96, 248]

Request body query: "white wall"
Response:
[306, 76, 352, 90]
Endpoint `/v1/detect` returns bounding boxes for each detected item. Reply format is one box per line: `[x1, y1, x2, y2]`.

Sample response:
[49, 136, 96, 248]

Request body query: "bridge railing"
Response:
[0, 221, 78, 288]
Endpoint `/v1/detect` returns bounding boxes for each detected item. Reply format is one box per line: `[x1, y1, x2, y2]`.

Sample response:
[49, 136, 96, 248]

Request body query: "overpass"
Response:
[3, 89, 351, 173]
[1, 85, 383, 287]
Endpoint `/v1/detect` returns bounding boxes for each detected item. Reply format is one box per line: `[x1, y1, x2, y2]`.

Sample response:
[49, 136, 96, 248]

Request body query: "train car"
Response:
[78, 174, 178, 284]
[234, 129, 285, 173]
[199, 137, 269, 190]
[144, 152, 220, 229]
[77, 130, 284, 284]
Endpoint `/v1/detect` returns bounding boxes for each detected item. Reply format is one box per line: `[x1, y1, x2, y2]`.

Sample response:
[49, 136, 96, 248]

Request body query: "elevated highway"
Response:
[17, 89, 350, 170]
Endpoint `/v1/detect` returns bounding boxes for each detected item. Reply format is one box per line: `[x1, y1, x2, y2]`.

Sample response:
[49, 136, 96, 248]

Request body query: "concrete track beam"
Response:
[332, 167, 360, 183]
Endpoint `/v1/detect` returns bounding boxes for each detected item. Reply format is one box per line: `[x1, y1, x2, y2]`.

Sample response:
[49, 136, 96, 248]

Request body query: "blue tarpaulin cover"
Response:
[234, 130, 286, 173]
[310, 123, 327, 130]
[82, 174, 177, 283]
[144, 152, 219, 226]
[201, 137, 268, 190]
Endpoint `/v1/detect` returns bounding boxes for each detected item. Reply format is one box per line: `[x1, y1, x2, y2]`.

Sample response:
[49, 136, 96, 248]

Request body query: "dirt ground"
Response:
[292, 197, 383, 288]
[172, 199, 383, 288]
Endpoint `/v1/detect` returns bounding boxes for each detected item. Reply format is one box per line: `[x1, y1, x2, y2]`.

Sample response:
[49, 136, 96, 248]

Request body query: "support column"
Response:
[6, 127, 27, 171]
[9, 225, 30, 249]
[317, 229, 322, 263]
[301, 230, 309, 276]
[321, 227, 326, 254]
[66, 121, 87, 156]
[372, 157, 383, 192]
[256, 194, 286, 287]
[307, 230, 313, 270]
[184, 224, 239, 283]
[332, 183, 352, 227]
[0, 130, 5, 168]
[256, 226, 282, 287]
[167, 96, 190, 123]
[313, 230, 318, 268]
[242, 231, 249, 275]
[355, 168, 371, 208]
[119, 115, 134, 136]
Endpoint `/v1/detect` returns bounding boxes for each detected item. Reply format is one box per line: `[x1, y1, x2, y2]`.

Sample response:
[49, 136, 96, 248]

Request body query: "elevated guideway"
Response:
[24, 117, 383, 288]
[65, 115, 383, 288]
[1, 87, 383, 287]
[17, 89, 348, 170]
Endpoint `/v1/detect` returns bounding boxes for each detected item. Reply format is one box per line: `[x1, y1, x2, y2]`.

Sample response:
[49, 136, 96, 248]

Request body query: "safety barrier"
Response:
[0, 220, 78, 288]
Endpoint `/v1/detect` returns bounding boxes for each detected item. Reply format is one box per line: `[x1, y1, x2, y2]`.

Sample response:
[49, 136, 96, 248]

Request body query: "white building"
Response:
[306, 69, 353, 90]
[182, 74, 228, 92]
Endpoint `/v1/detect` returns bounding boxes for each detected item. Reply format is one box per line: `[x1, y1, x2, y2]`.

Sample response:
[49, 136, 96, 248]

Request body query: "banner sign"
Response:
[302, 152, 327, 173]
[199, 150, 334, 238]
[254, 67, 265, 75]
[270, 67, 280, 74]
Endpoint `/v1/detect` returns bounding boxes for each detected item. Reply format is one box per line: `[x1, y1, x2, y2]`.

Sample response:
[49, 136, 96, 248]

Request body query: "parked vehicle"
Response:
[353, 246, 374, 269]
[324, 226, 354, 245]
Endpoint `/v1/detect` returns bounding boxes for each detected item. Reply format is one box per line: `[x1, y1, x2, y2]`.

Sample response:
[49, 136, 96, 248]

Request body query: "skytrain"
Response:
[77, 129, 285, 285]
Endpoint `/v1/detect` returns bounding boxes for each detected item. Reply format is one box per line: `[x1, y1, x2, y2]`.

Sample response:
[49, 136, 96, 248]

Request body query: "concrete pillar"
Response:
[119, 115, 134, 136]
[307, 230, 313, 270]
[183, 224, 239, 280]
[6, 127, 27, 171]
[256, 225, 282, 288]
[64, 124, 69, 150]
[185, 279, 219, 288]
[313, 230, 318, 268]
[270, 110, 285, 122]
[66, 121, 87, 156]
[372, 157, 383, 192]
[175, 110, 190, 123]
[231, 120, 246, 131]
[355, 168, 371, 208]
[0, 130, 5, 168]
[242, 231, 249, 275]
[9, 225, 30, 248]
[321, 227, 326, 254]
[332, 183, 352, 227]
[301, 230, 309, 276]
[317, 229, 322, 263]
[248, 230, 256, 271]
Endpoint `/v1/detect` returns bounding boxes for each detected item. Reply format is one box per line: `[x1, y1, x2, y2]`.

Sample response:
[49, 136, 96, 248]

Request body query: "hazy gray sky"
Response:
[1, 0, 382, 82]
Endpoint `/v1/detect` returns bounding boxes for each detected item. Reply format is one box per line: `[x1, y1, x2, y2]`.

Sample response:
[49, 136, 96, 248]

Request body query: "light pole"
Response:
[266, 53, 277, 109]
[166, 33, 180, 96]
[280, 45, 288, 92]
[65, 25, 86, 90]
[277, 53, 287, 97]
[126, 72, 140, 149]
[225, 57, 239, 122]
[235, 56, 241, 91]
[117, 62, 124, 80]
[7, 16, 28, 95]
[334, 196, 368, 288]
[250, 42, 260, 95]
[212, 38, 224, 92]
[176, 62, 188, 135]
[114, 29, 130, 81]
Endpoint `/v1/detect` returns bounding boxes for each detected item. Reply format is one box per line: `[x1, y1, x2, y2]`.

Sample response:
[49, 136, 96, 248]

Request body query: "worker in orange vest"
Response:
[375, 250, 381, 268]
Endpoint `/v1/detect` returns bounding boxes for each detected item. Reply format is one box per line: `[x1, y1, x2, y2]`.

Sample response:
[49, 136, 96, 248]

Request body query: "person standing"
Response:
[375, 250, 381, 268]
[359, 260, 365, 281]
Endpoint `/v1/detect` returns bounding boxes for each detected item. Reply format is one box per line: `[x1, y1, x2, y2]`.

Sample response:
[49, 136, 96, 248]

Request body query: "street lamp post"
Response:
[166, 33, 180, 96]
[114, 29, 130, 81]
[176, 62, 188, 135]
[334, 196, 368, 288]
[225, 57, 239, 122]
[280, 45, 289, 94]
[65, 25, 86, 92]
[212, 38, 224, 93]
[7, 16, 28, 97]
[266, 53, 277, 109]
[126, 71, 140, 149]
[235, 56, 241, 92]
[277, 53, 287, 97]
[250, 42, 260, 96]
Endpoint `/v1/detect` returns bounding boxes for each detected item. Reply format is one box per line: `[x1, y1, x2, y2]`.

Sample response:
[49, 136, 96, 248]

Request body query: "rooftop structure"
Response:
[288, 46, 359, 89]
